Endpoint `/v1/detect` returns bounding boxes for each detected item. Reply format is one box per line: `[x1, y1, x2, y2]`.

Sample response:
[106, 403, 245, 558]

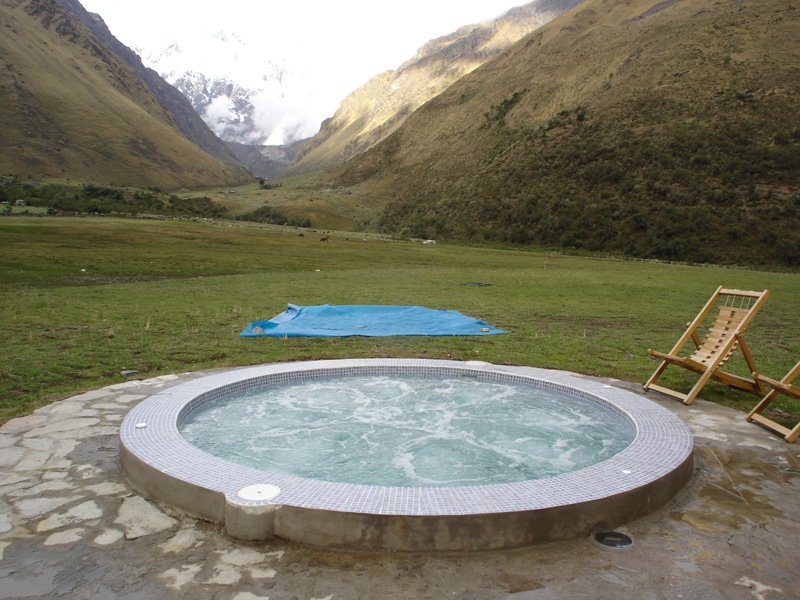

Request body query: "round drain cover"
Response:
[595, 530, 633, 548]
[238, 484, 281, 502]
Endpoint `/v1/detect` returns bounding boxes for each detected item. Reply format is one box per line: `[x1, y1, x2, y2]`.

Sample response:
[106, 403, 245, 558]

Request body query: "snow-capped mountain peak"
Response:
[143, 31, 317, 146]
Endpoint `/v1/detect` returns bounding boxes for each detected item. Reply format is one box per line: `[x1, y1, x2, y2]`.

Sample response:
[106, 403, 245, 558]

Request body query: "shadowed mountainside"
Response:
[53, 0, 242, 167]
[225, 139, 307, 179]
[0, 0, 251, 189]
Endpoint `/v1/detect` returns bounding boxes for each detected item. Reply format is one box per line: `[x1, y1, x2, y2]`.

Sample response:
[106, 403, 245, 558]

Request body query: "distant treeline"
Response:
[0, 180, 226, 218]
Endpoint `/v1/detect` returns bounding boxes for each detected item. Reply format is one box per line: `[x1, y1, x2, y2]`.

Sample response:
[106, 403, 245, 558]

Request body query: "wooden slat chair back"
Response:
[692, 301, 752, 368]
[747, 361, 800, 443]
[643, 286, 770, 405]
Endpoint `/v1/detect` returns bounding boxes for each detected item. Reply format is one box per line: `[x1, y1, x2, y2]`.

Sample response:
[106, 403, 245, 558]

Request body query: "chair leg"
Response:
[747, 368, 800, 443]
[644, 360, 669, 392]
[746, 389, 780, 421]
[747, 391, 799, 443]
[683, 368, 716, 405]
[738, 335, 767, 394]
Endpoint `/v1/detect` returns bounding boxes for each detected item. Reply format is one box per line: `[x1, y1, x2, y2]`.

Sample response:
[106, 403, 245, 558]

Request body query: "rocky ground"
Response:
[1, 370, 798, 599]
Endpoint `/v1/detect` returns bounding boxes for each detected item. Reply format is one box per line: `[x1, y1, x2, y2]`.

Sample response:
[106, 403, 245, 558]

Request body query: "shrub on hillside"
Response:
[378, 104, 800, 268]
[235, 205, 310, 228]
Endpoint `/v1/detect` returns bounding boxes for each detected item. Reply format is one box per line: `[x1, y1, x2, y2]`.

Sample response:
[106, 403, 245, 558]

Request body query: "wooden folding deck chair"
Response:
[747, 362, 800, 443]
[643, 286, 770, 405]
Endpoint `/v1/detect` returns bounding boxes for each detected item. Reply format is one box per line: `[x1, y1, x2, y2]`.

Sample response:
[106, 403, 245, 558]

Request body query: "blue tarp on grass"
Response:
[240, 304, 505, 338]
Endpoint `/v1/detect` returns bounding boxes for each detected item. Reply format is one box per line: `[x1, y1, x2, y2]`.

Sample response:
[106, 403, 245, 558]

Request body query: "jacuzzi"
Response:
[120, 359, 693, 551]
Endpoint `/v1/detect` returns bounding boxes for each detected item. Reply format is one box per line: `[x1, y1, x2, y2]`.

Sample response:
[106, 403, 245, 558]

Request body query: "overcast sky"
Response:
[80, 0, 528, 143]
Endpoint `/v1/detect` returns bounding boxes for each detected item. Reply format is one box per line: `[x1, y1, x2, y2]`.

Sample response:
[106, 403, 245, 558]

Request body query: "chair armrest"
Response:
[753, 372, 800, 399]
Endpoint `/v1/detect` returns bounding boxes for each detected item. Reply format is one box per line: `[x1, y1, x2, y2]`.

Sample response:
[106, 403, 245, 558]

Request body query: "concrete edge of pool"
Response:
[119, 359, 694, 552]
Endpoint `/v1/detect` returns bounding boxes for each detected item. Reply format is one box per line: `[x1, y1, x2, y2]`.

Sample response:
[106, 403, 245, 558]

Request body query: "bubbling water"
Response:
[180, 376, 634, 487]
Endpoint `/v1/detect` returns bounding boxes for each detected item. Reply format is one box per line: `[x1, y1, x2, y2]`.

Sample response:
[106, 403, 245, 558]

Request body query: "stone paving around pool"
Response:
[1, 369, 799, 599]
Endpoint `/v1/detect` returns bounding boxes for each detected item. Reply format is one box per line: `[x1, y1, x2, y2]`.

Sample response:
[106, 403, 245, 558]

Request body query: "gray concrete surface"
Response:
[1, 369, 798, 599]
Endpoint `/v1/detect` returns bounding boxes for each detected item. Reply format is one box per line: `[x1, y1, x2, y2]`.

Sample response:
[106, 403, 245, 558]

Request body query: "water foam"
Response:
[181, 375, 634, 487]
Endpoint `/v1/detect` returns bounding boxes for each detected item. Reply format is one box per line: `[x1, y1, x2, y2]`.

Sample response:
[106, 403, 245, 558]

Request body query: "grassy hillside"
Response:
[330, 0, 800, 268]
[53, 0, 244, 167]
[290, 0, 583, 174]
[0, 0, 251, 189]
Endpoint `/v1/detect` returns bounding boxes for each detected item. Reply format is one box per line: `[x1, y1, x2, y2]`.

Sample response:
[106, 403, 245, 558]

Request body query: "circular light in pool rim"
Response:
[594, 530, 633, 548]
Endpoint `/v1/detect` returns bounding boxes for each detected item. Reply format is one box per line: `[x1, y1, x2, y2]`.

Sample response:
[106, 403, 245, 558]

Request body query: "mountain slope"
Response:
[225, 139, 306, 178]
[290, 0, 584, 174]
[0, 0, 250, 189]
[331, 0, 800, 267]
[52, 0, 242, 166]
[52, 0, 242, 167]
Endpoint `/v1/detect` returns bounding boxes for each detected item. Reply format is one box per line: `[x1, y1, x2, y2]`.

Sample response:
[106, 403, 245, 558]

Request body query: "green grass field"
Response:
[2, 216, 799, 428]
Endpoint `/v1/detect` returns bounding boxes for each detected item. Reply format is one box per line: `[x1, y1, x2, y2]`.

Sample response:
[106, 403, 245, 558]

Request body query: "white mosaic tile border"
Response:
[120, 359, 693, 516]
